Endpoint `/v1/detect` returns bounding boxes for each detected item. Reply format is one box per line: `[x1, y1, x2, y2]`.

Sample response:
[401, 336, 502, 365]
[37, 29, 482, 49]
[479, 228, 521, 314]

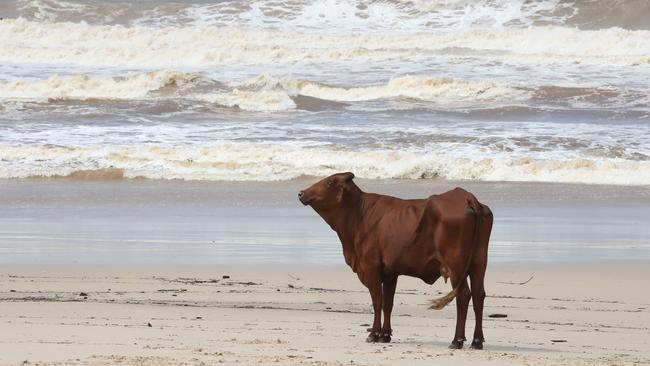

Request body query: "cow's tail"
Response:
[429, 195, 483, 310]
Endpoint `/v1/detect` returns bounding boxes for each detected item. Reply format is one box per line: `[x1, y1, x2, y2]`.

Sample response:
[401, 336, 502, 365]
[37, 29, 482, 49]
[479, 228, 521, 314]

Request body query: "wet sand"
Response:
[0, 264, 649, 365]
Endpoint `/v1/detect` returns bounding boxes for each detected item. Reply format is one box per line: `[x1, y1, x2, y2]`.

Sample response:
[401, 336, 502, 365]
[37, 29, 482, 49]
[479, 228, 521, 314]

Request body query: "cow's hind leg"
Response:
[469, 269, 486, 349]
[379, 276, 398, 343]
[470, 207, 492, 350]
[469, 255, 488, 349]
[450, 277, 470, 349]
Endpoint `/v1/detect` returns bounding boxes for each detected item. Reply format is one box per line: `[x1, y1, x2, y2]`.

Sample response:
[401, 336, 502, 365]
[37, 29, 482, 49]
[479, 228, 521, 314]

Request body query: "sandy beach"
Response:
[1, 264, 649, 366]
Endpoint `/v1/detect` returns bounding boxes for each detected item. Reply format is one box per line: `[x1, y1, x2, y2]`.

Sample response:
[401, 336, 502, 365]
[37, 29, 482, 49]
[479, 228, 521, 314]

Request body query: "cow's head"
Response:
[299, 172, 357, 210]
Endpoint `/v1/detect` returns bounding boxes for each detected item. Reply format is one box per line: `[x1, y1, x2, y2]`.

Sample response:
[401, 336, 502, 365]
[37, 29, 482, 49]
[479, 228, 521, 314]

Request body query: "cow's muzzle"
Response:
[298, 191, 309, 205]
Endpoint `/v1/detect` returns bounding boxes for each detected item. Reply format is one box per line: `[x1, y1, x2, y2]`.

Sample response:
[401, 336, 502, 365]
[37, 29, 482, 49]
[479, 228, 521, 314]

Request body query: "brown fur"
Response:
[299, 172, 493, 349]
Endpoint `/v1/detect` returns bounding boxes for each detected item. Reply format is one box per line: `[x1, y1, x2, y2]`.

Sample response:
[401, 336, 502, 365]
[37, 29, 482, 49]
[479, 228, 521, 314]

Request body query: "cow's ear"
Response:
[344, 172, 355, 182]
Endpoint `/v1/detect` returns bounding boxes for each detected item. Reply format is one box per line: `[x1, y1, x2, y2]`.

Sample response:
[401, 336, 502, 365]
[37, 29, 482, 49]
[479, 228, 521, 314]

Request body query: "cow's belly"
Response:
[381, 244, 442, 283]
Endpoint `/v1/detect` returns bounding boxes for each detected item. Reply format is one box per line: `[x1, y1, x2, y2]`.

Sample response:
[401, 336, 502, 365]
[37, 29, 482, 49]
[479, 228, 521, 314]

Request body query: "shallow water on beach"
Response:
[1, 179, 648, 266]
[1, 0, 650, 184]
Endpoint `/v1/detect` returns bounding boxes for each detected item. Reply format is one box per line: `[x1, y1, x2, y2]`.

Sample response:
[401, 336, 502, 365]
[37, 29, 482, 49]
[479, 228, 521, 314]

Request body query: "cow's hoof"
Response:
[377, 333, 391, 343]
[366, 332, 380, 343]
[449, 339, 464, 349]
[470, 339, 483, 350]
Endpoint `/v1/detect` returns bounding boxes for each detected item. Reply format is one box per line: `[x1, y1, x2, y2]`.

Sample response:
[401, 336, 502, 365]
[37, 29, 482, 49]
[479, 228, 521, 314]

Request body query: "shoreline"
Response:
[4, 175, 650, 187]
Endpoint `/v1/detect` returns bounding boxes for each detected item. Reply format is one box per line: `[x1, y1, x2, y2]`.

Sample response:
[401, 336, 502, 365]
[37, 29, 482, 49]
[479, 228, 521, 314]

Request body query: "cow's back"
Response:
[364, 194, 427, 246]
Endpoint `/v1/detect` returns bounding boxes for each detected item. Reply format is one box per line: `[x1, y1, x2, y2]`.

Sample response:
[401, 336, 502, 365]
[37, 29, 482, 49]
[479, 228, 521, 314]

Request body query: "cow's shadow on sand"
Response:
[388, 339, 560, 354]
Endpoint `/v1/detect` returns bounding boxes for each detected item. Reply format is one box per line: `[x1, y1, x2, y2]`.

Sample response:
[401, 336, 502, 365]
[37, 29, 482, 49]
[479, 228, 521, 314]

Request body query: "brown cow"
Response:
[299, 172, 493, 349]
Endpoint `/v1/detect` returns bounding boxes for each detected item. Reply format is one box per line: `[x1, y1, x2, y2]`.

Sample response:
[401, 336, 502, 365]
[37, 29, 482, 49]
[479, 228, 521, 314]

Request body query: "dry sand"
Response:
[1, 264, 648, 365]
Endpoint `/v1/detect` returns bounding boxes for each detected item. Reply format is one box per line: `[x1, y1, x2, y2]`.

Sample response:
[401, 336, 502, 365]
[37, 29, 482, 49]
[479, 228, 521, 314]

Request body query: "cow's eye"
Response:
[326, 180, 334, 188]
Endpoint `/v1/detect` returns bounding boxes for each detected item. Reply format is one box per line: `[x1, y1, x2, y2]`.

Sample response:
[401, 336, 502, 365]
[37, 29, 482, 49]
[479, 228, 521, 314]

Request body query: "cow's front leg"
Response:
[379, 276, 398, 343]
[360, 271, 383, 343]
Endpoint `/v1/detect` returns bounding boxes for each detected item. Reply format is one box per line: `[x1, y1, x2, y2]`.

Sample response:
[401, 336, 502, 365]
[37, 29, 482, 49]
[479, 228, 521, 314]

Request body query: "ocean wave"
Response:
[236, 74, 527, 104]
[0, 71, 527, 110]
[6, 0, 650, 31]
[529, 85, 649, 109]
[1, 19, 649, 70]
[1, 143, 649, 185]
[3, 71, 648, 113]
[0, 70, 202, 101]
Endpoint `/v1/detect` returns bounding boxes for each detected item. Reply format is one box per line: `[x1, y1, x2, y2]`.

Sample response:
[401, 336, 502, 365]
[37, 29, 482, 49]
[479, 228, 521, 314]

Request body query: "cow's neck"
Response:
[319, 188, 365, 272]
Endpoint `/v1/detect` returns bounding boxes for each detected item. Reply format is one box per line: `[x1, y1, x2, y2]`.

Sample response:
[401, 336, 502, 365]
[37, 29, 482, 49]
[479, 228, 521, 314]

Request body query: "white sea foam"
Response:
[1, 143, 649, 185]
[199, 90, 298, 113]
[17, 0, 628, 32]
[0, 70, 200, 101]
[236, 74, 527, 104]
[1, 19, 649, 69]
[8, 0, 572, 30]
